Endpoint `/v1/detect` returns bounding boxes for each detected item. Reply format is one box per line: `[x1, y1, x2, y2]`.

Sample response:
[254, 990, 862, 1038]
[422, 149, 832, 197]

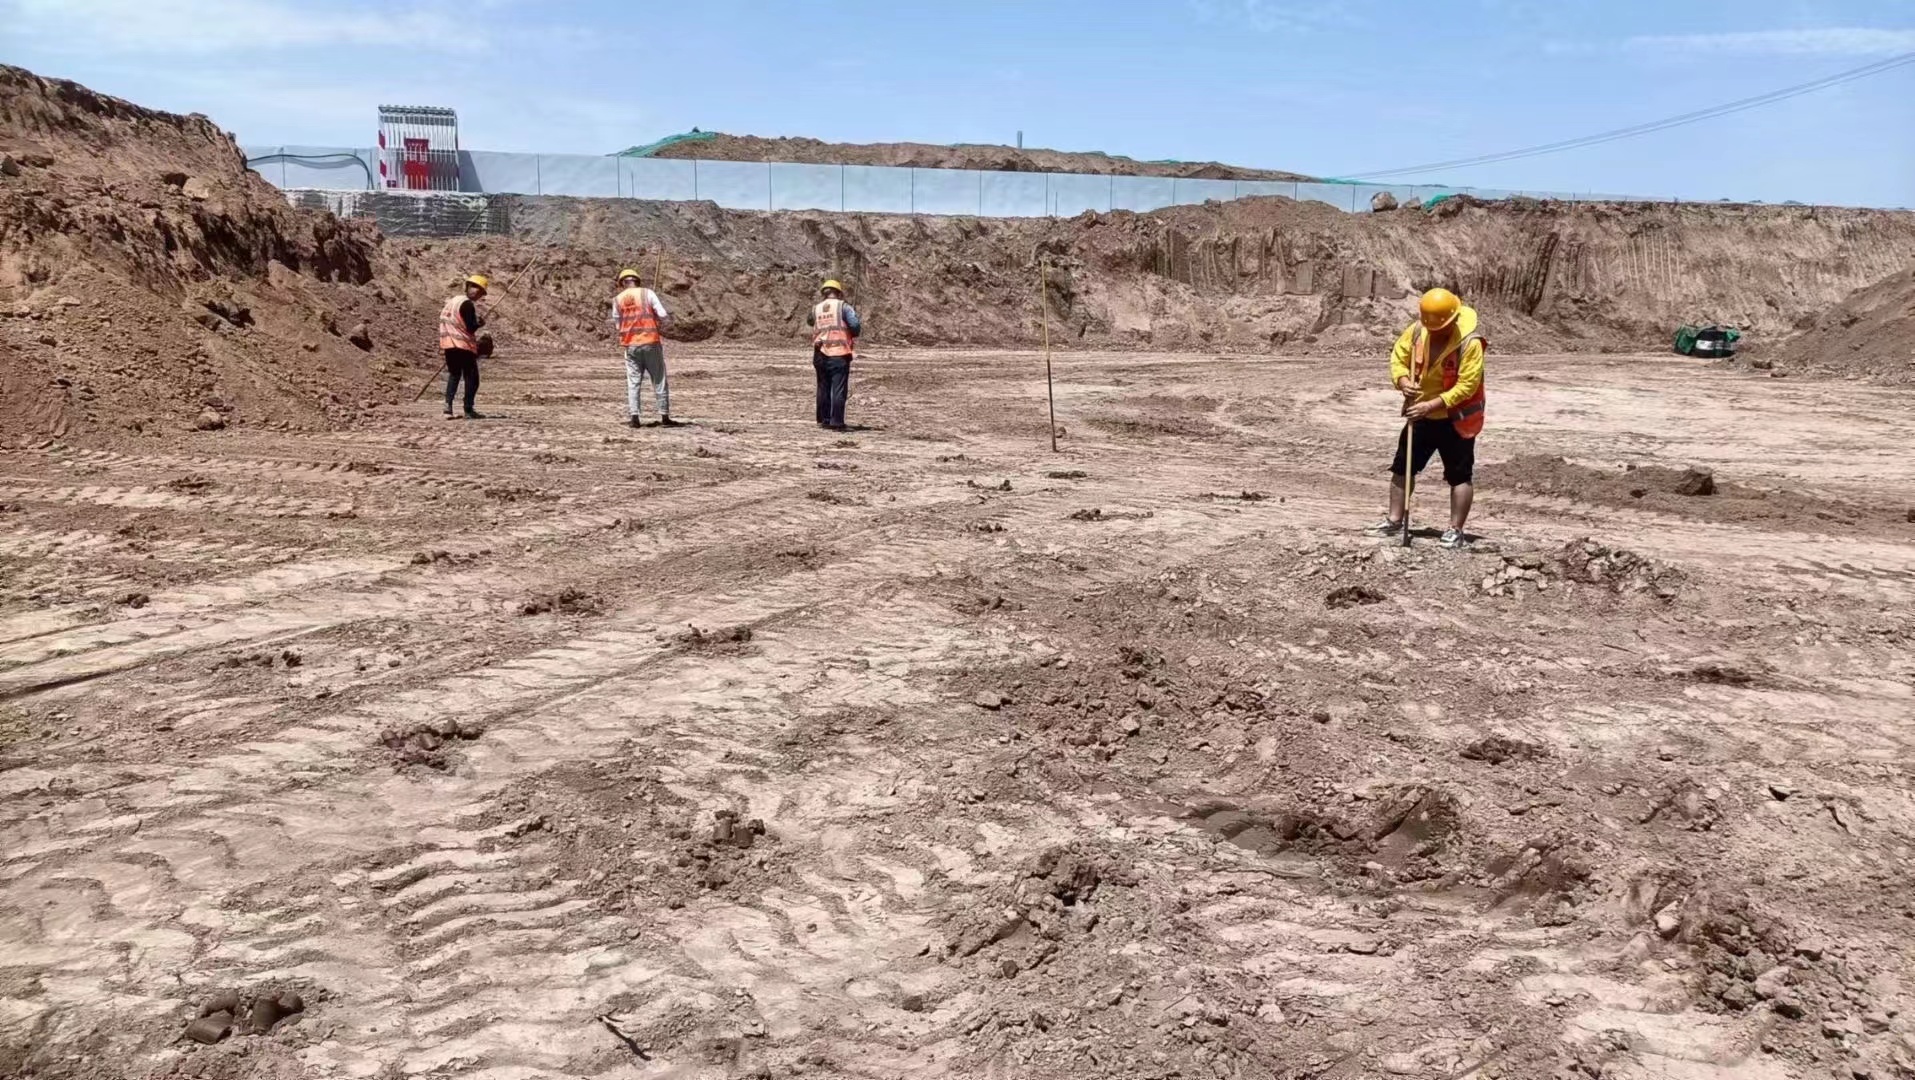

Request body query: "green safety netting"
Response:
[614, 131, 718, 157]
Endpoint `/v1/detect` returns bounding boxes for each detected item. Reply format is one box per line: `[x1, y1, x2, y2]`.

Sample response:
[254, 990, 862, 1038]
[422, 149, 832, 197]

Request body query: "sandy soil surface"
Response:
[2, 345, 1913, 1080]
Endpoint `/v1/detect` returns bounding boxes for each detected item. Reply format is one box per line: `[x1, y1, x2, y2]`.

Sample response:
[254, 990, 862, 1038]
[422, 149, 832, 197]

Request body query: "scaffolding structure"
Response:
[377, 105, 461, 191]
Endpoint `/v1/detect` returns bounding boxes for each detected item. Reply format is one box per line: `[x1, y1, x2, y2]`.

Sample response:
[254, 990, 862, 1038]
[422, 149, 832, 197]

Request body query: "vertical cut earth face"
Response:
[388, 190, 1915, 361]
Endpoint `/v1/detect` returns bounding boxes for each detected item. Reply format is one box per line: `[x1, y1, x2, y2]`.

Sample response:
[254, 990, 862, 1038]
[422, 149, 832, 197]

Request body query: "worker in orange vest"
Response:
[1367, 287, 1486, 549]
[805, 279, 861, 431]
[609, 269, 678, 428]
[438, 274, 488, 419]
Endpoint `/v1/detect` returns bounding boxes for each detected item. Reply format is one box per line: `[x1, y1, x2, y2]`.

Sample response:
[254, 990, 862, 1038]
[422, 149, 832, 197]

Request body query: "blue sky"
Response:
[5, 0, 1913, 206]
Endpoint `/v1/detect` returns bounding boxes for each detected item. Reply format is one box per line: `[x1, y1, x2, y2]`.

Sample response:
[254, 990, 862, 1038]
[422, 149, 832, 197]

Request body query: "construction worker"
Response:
[805, 279, 861, 431]
[438, 274, 488, 419]
[609, 269, 678, 427]
[1367, 287, 1486, 549]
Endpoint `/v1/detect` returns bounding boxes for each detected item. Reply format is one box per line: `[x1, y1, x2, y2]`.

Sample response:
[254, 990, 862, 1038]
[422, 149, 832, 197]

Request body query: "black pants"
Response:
[444, 349, 479, 413]
[813, 350, 851, 428]
[1389, 418, 1476, 486]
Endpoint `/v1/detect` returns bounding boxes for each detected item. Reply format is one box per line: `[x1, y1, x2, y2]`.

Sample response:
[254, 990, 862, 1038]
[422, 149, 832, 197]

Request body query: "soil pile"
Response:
[643, 132, 1313, 181]
[390, 191, 1915, 358]
[0, 64, 431, 441]
[1481, 454, 1915, 537]
[1770, 264, 1915, 383]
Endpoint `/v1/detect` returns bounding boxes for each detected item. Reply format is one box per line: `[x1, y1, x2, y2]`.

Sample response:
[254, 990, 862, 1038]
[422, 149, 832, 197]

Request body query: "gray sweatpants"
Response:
[624, 343, 668, 418]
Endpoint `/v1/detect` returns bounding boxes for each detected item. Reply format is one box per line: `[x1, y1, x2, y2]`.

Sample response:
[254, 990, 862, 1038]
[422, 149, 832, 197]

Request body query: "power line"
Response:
[1342, 50, 1915, 180]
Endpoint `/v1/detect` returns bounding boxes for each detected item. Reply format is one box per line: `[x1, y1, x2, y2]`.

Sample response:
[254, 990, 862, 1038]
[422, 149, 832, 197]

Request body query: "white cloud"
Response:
[1186, 0, 1362, 34]
[3, 0, 492, 54]
[1625, 27, 1915, 56]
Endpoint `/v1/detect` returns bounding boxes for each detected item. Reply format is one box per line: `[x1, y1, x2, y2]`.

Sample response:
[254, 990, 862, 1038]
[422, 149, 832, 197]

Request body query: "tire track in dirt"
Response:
[7, 346, 1913, 1079]
[0, 432, 1366, 1073]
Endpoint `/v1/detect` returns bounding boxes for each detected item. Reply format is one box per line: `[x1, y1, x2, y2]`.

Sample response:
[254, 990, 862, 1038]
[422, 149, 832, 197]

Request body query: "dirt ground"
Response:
[2, 344, 1913, 1080]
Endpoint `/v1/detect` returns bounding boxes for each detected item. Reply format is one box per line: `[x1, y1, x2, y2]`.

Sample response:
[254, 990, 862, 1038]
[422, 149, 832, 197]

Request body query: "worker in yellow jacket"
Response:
[1366, 288, 1486, 549]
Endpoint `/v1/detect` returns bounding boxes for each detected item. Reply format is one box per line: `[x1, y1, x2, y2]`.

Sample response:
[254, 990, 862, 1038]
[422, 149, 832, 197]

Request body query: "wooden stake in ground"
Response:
[1401, 418, 1415, 548]
[1039, 257, 1058, 453]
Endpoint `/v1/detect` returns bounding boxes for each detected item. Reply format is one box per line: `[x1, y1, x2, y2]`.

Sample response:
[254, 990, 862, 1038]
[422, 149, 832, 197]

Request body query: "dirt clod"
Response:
[520, 588, 602, 616]
[1460, 735, 1544, 765]
[184, 1012, 232, 1044]
[193, 409, 226, 431]
[1324, 584, 1385, 609]
[1676, 467, 1717, 496]
[675, 624, 754, 652]
[380, 721, 483, 771]
[198, 989, 239, 1018]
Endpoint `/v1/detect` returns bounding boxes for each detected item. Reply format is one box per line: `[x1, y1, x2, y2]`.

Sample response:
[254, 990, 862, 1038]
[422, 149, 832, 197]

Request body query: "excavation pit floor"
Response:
[2, 346, 1912, 1080]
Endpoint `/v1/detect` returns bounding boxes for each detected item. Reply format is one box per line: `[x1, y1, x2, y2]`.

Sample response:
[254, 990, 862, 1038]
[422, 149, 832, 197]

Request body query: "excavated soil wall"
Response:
[391, 193, 1915, 361]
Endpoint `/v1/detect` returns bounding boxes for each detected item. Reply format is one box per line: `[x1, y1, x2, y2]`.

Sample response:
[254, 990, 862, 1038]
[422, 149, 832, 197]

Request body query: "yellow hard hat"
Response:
[1419, 287, 1461, 331]
[617, 268, 642, 283]
[465, 274, 490, 291]
[821, 279, 844, 293]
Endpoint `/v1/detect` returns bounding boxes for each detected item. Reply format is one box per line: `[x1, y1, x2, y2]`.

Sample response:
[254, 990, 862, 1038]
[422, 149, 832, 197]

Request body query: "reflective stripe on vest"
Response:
[1410, 325, 1488, 438]
[813, 299, 853, 358]
[439, 296, 478, 353]
[616, 287, 661, 347]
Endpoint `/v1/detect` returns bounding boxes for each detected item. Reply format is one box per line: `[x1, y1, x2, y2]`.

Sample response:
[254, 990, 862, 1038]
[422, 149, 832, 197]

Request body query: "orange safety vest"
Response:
[615, 287, 661, 347]
[812, 299, 854, 357]
[1410, 324, 1487, 439]
[438, 295, 479, 353]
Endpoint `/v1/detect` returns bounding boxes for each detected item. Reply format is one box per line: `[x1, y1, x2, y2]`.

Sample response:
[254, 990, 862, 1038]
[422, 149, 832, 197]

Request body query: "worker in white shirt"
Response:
[609, 269, 679, 427]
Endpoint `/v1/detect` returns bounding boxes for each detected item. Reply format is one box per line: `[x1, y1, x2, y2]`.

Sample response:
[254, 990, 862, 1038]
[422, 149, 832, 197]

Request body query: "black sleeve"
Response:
[461, 299, 481, 333]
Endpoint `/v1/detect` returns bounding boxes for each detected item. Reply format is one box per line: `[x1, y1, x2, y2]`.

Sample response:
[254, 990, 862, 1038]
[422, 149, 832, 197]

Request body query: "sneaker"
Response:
[629, 416, 643, 429]
[463, 410, 485, 420]
[1364, 518, 1405, 537]
[1439, 528, 1469, 550]
[659, 416, 684, 427]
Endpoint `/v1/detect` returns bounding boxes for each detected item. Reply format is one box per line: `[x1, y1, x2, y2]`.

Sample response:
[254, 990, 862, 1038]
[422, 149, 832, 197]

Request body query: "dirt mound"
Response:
[387, 192, 1915, 360]
[643, 132, 1312, 181]
[0, 64, 430, 440]
[1770, 264, 1915, 383]
[1482, 454, 1915, 536]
